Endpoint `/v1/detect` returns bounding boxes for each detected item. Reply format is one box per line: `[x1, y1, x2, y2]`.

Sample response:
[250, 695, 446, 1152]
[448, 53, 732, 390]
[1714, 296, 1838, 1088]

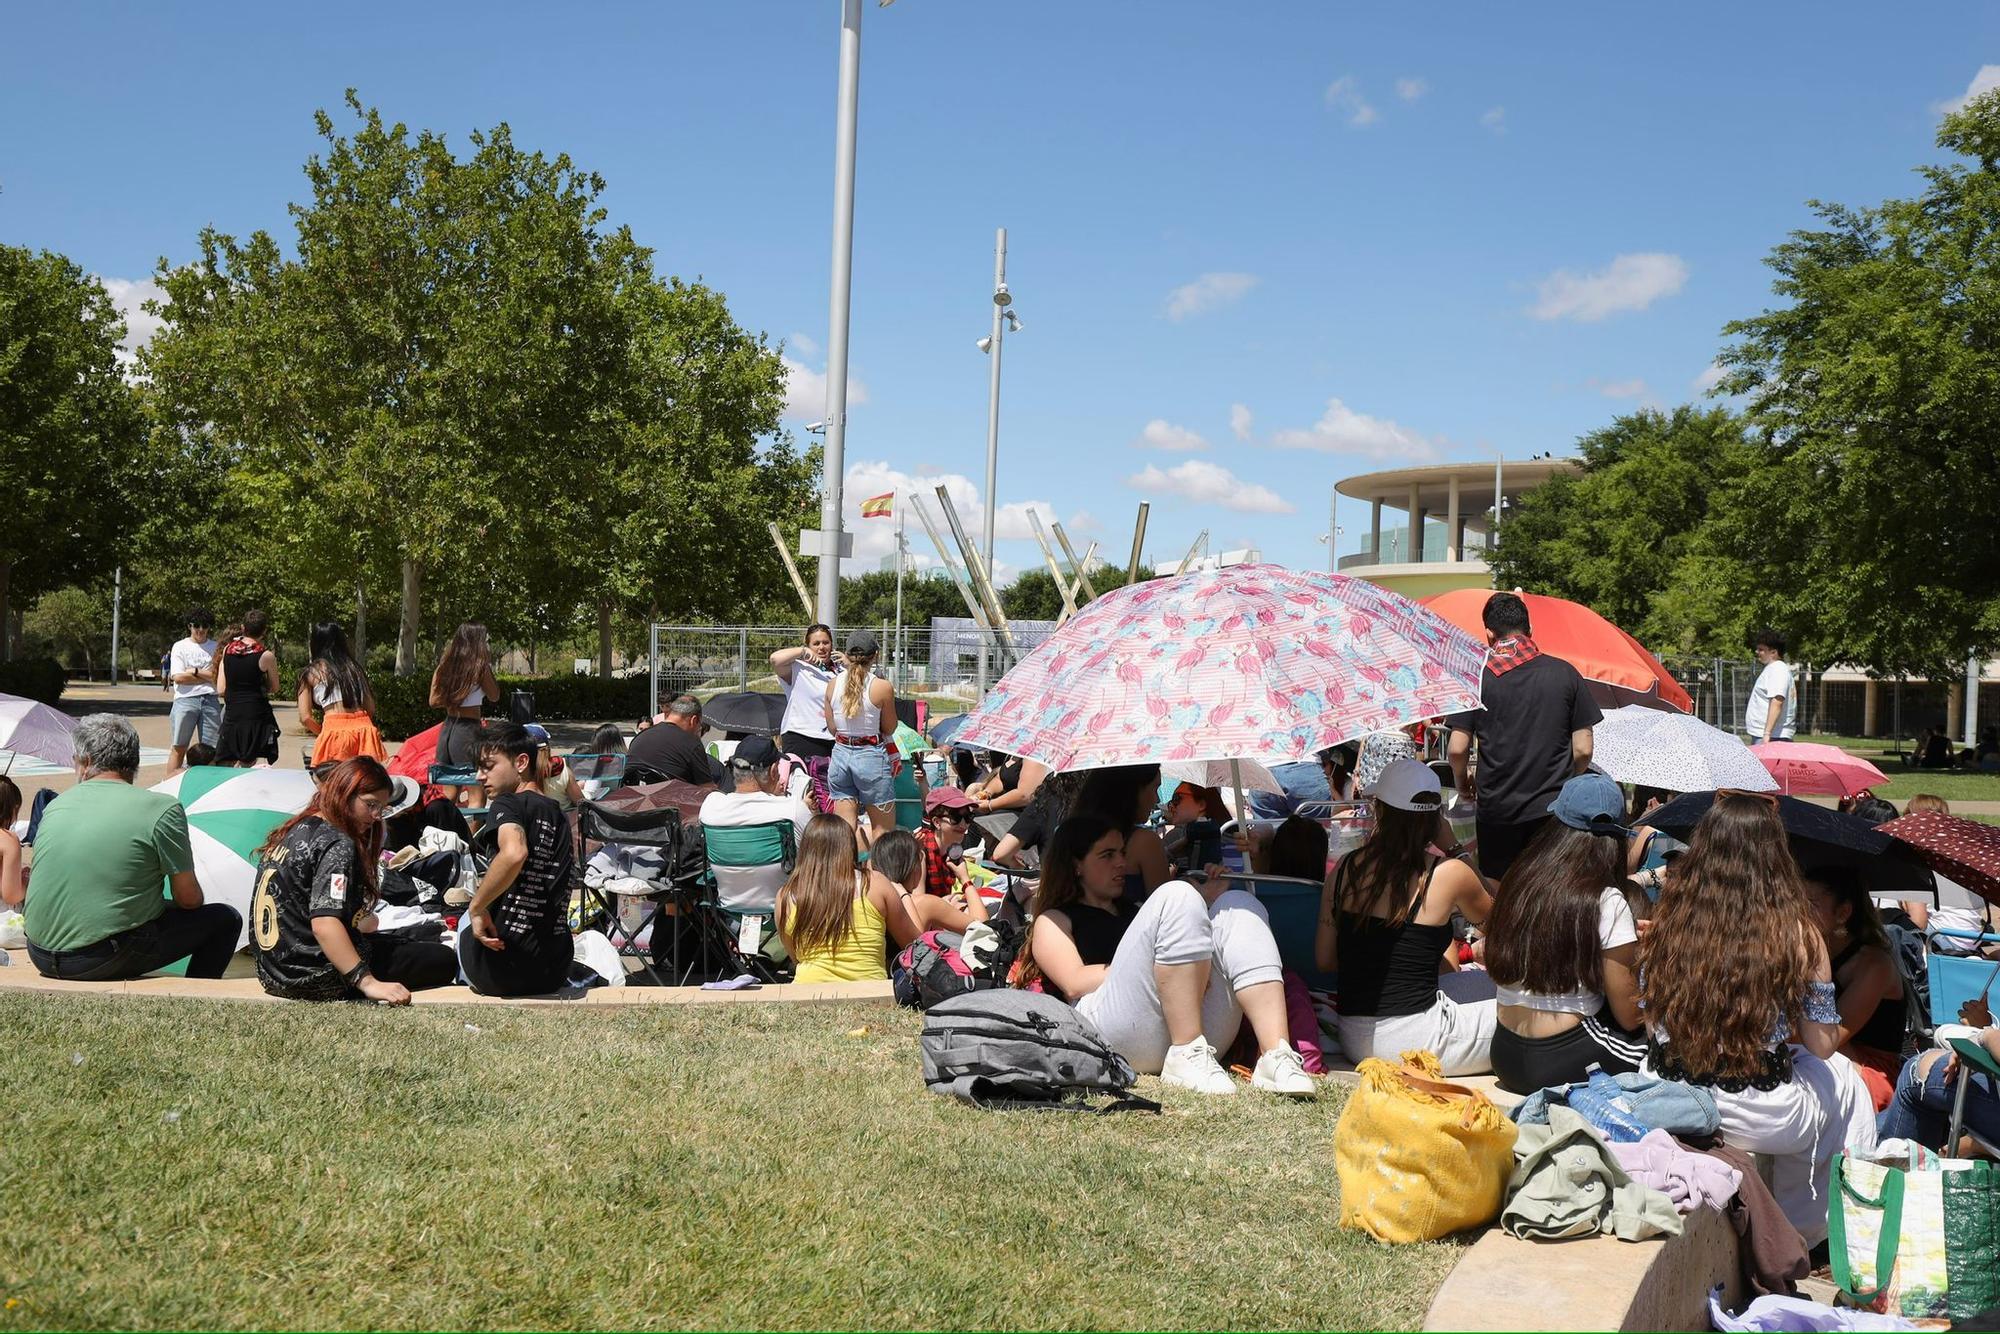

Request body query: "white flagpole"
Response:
[893, 504, 906, 690]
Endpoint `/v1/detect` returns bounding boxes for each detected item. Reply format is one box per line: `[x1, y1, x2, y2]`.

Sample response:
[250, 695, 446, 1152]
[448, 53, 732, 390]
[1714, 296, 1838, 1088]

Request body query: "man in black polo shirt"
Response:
[1445, 592, 1601, 880]
[625, 693, 721, 787]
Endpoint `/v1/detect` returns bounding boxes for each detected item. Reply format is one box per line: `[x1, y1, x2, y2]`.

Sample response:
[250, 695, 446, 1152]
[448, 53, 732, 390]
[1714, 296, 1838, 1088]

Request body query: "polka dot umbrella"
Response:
[1877, 810, 2000, 907]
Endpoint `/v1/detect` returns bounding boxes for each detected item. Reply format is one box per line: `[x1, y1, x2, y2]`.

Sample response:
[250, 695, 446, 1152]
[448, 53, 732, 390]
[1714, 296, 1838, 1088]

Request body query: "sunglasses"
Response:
[932, 809, 971, 823]
[1715, 788, 1781, 810]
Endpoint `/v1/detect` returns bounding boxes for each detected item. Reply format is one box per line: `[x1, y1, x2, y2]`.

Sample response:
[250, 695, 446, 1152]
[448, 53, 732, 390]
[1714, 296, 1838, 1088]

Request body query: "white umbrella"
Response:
[1590, 705, 1778, 794]
[151, 766, 318, 949]
[1160, 757, 1286, 795]
[0, 693, 76, 772]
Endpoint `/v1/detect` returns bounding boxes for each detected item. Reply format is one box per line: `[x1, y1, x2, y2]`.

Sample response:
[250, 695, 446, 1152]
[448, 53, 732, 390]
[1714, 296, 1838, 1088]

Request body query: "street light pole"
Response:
[977, 226, 1011, 694]
[814, 0, 866, 636]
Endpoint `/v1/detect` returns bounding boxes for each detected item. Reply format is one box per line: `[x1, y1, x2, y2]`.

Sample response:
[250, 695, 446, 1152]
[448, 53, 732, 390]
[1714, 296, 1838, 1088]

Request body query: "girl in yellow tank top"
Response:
[779, 814, 921, 983]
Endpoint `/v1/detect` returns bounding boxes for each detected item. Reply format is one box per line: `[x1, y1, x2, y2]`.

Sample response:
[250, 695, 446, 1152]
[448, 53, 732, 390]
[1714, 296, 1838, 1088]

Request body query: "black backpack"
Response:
[919, 989, 1159, 1114]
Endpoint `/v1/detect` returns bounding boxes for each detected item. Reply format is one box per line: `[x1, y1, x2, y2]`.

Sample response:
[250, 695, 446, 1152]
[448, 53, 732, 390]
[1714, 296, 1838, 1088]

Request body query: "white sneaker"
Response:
[1160, 1036, 1237, 1095]
[1250, 1043, 1317, 1097]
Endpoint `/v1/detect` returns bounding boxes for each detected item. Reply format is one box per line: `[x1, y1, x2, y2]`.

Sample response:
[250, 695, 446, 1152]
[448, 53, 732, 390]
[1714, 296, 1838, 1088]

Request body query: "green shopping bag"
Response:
[1831, 1149, 2000, 1322]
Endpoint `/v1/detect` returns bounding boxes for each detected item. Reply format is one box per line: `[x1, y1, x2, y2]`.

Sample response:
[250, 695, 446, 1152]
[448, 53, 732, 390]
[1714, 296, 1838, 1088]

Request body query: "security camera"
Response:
[805, 420, 827, 433]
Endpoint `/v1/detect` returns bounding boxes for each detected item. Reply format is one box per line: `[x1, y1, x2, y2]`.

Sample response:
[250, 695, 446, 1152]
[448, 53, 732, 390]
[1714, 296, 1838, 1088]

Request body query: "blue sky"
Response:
[5, 2, 1996, 584]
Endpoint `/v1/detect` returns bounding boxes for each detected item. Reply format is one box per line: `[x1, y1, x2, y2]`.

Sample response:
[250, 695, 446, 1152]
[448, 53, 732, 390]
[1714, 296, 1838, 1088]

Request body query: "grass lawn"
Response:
[1796, 736, 2000, 805]
[0, 997, 1455, 1331]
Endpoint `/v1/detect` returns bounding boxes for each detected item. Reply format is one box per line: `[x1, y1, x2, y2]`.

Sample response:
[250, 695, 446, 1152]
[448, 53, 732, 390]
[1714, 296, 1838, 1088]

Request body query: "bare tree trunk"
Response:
[354, 584, 368, 660]
[0, 559, 11, 662]
[395, 559, 423, 676]
[598, 601, 614, 680]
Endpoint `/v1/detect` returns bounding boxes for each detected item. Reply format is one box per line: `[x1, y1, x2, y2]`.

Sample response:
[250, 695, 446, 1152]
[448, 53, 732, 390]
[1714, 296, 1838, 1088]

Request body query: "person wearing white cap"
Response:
[1317, 758, 1497, 1076]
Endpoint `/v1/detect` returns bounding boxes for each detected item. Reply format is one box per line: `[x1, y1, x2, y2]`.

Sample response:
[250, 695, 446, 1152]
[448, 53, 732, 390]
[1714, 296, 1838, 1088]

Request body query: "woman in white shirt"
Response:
[1482, 773, 1648, 1095]
[771, 624, 839, 763]
[822, 629, 898, 846]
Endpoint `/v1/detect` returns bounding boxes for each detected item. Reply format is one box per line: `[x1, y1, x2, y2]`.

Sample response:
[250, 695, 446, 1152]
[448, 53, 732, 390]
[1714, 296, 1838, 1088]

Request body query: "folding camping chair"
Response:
[566, 751, 628, 798]
[1946, 1033, 2000, 1159]
[576, 799, 685, 987]
[697, 821, 799, 983]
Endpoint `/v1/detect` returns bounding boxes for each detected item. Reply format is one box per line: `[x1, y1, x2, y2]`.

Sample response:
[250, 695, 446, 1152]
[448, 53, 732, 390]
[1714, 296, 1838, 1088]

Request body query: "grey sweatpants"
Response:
[1077, 881, 1286, 1075]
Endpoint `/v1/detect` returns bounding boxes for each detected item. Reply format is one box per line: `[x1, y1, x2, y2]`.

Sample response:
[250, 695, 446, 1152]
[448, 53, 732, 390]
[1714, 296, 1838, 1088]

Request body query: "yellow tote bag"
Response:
[1335, 1049, 1518, 1243]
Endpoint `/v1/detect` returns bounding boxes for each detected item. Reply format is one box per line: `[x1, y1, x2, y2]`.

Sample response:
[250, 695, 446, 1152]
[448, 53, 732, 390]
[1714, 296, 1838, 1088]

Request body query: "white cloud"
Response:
[1128, 459, 1294, 514]
[782, 355, 869, 421]
[1693, 362, 1728, 395]
[1324, 76, 1378, 127]
[1481, 106, 1507, 134]
[96, 276, 166, 366]
[1528, 252, 1688, 323]
[1065, 510, 1100, 535]
[1395, 77, 1428, 102]
[1229, 403, 1253, 442]
[1133, 419, 1209, 452]
[1163, 271, 1259, 322]
[1938, 65, 2000, 114]
[1270, 397, 1441, 461]
[788, 331, 819, 358]
[1595, 378, 1648, 399]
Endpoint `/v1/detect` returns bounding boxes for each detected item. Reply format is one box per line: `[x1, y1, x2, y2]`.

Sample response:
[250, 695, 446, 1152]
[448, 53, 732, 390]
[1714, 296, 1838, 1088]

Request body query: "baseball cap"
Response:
[729, 735, 781, 770]
[924, 785, 977, 815]
[846, 628, 879, 655]
[524, 723, 551, 744]
[1372, 758, 1443, 812]
[1548, 773, 1630, 836]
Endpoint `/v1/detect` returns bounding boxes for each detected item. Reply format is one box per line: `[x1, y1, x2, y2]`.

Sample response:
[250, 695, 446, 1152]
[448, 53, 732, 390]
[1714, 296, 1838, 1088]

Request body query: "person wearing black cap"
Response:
[698, 736, 814, 914]
[822, 630, 899, 846]
[1482, 773, 1648, 1094]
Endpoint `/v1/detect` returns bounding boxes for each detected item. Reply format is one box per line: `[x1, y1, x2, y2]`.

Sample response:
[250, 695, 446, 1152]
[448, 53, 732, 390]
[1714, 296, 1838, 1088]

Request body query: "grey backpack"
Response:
[919, 988, 1159, 1114]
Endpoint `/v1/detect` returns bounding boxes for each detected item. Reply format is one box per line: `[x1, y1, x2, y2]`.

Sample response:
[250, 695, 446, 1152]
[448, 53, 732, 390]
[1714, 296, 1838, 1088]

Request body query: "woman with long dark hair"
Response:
[214, 609, 282, 767]
[1639, 791, 1877, 1245]
[1803, 862, 1906, 1106]
[771, 623, 839, 763]
[251, 757, 458, 1002]
[428, 622, 501, 770]
[1014, 814, 1314, 1097]
[297, 622, 383, 763]
[1071, 764, 1170, 896]
[776, 814, 921, 981]
[1483, 774, 1646, 1094]
[1316, 759, 1495, 1075]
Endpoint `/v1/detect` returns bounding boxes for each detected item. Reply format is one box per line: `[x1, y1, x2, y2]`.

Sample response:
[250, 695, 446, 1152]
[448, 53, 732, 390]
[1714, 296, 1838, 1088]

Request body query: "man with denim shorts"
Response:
[167, 607, 221, 771]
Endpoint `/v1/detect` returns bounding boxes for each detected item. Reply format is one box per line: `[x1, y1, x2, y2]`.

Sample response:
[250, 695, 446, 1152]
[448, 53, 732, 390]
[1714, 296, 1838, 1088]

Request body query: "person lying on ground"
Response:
[1638, 789, 1877, 1246]
[1011, 814, 1314, 1097]
[461, 723, 579, 998]
[1483, 773, 1647, 1095]
[777, 813, 922, 983]
[1803, 862, 1907, 1108]
[872, 828, 987, 934]
[22, 714, 241, 981]
[1316, 758, 1496, 1077]
[252, 757, 457, 1004]
[698, 735, 813, 913]
[1878, 999, 2000, 1155]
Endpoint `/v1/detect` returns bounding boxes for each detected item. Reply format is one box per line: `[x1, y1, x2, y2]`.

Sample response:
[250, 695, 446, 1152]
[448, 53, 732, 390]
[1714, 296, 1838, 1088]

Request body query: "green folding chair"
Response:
[1946, 1034, 2000, 1158]
[701, 821, 798, 982]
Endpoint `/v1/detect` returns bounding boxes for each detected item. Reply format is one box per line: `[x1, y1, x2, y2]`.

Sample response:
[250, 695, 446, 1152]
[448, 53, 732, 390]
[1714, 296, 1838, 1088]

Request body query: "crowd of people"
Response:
[10, 593, 2000, 1249]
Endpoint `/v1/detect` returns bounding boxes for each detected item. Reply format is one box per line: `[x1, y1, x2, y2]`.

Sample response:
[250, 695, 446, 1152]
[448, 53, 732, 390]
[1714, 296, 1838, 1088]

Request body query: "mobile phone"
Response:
[1187, 819, 1223, 871]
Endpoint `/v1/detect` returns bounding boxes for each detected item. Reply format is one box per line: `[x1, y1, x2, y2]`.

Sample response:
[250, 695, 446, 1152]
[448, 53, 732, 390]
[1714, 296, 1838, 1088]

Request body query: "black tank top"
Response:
[1831, 938, 1906, 1054]
[1067, 901, 1136, 969]
[1334, 859, 1455, 1018]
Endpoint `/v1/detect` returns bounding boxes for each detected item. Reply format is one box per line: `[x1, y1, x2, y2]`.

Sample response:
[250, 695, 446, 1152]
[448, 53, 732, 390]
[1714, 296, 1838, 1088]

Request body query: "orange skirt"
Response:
[314, 708, 386, 763]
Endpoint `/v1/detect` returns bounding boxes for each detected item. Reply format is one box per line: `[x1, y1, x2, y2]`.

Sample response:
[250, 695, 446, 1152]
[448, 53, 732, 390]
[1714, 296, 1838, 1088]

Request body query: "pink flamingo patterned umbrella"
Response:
[953, 564, 1488, 773]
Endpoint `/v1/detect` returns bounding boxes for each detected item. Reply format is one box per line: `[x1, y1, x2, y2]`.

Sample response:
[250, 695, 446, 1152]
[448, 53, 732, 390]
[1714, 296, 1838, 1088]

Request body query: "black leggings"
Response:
[459, 929, 575, 997]
[1490, 1012, 1646, 1096]
[363, 934, 460, 992]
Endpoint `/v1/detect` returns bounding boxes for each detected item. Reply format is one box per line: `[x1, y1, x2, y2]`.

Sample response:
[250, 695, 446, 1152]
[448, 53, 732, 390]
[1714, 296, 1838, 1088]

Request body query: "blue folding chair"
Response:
[700, 821, 799, 983]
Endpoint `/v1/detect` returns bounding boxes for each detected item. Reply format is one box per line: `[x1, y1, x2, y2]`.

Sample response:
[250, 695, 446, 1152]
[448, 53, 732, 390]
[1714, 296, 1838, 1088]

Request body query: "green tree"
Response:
[0, 247, 145, 658]
[144, 92, 640, 673]
[24, 584, 110, 676]
[1713, 91, 2000, 677]
[1485, 406, 1758, 655]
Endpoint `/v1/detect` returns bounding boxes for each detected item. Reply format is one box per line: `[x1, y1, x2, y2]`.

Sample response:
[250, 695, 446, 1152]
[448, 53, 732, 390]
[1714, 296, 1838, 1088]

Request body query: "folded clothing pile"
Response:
[584, 842, 673, 898]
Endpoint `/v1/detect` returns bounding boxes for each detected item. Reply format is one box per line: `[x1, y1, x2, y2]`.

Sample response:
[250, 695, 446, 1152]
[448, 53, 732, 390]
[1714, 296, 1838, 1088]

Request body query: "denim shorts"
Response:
[828, 741, 895, 807]
[170, 693, 222, 747]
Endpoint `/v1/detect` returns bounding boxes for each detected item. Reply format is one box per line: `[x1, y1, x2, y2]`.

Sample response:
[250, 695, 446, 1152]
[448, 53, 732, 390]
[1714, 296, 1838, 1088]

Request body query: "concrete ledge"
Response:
[1424, 1203, 1740, 1332]
[0, 971, 897, 1008]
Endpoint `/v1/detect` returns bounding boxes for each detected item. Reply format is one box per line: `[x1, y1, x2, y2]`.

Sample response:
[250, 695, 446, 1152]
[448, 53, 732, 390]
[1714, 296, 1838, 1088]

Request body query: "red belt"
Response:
[836, 734, 880, 746]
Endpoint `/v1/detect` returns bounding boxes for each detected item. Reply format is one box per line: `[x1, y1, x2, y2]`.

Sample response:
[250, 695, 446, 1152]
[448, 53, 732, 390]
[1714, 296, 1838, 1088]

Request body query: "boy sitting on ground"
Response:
[462, 723, 579, 997]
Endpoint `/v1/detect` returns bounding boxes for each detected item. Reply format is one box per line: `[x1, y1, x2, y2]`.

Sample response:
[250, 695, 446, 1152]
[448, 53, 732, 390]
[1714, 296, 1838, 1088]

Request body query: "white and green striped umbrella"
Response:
[152, 767, 318, 951]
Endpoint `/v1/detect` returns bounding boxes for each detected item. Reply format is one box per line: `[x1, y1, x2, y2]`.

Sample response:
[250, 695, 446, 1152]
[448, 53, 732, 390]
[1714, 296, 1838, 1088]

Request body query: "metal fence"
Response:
[646, 621, 1058, 715]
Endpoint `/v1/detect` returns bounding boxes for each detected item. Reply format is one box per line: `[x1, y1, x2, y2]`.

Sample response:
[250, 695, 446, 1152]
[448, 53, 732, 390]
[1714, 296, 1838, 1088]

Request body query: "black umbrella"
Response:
[1644, 790, 1935, 898]
[700, 691, 787, 737]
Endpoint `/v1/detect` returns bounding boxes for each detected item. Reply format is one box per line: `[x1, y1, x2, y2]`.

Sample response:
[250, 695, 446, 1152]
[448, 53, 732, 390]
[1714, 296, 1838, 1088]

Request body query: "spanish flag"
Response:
[860, 492, 894, 519]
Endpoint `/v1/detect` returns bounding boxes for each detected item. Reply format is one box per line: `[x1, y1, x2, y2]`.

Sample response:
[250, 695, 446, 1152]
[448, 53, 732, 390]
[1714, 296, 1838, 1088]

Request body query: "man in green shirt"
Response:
[24, 714, 241, 980]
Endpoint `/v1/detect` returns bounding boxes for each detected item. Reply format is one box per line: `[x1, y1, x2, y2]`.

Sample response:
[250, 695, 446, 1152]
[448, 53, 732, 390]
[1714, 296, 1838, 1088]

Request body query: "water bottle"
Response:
[1219, 821, 1248, 875]
[1564, 1065, 1649, 1143]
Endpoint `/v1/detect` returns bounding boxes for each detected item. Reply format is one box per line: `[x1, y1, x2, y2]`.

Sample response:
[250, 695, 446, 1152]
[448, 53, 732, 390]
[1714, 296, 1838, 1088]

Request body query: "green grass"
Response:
[1797, 735, 2000, 805]
[0, 997, 1454, 1331]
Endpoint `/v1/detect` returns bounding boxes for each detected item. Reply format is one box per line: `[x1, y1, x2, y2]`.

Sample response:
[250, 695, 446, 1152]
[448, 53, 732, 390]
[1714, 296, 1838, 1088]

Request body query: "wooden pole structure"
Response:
[1050, 521, 1099, 600]
[768, 521, 816, 619]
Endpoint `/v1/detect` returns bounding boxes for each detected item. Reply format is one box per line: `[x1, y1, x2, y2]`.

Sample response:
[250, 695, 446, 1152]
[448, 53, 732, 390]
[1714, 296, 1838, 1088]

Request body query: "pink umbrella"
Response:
[953, 564, 1487, 776]
[1750, 740, 1889, 798]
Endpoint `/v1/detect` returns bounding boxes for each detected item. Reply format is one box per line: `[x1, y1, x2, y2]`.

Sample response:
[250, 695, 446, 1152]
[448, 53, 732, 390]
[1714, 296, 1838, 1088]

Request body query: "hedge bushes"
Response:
[367, 671, 651, 742]
[0, 658, 65, 705]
